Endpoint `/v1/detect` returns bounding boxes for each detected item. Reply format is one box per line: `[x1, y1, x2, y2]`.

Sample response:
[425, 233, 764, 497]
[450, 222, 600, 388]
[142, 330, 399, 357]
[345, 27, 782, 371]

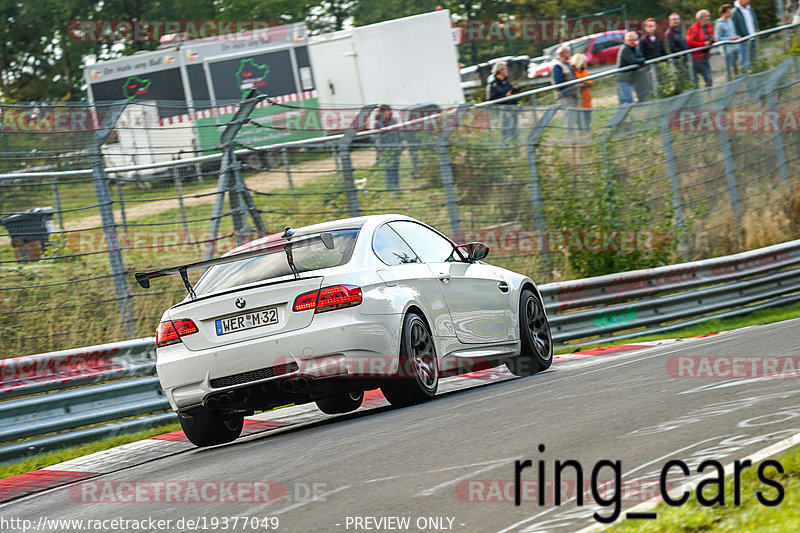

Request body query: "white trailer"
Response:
[308, 10, 463, 130]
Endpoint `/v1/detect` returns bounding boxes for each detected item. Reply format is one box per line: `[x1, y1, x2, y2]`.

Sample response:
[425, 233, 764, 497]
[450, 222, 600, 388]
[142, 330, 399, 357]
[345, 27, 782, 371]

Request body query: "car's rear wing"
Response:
[134, 230, 334, 300]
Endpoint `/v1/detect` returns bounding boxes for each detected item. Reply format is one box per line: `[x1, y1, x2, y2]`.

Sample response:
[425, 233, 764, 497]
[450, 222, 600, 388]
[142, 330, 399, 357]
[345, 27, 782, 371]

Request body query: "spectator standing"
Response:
[551, 46, 579, 133]
[715, 5, 741, 79]
[665, 13, 690, 56]
[687, 10, 714, 87]
[488, 61, 519, 145]
[640, 18, 667, 60]
[375, 104, 401, 191]
[639, 18, 665, 97]
[665, 13, 691, 88]
[732, 0, 759, 71]
[616, 31, 645, 105]
[571, 53, 592, 133]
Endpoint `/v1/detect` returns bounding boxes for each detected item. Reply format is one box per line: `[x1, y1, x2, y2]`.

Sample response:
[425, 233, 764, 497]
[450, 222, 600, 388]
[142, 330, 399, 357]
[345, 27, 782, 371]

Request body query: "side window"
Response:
[372, 224, 420, 265]
[388, 221, 462, 263]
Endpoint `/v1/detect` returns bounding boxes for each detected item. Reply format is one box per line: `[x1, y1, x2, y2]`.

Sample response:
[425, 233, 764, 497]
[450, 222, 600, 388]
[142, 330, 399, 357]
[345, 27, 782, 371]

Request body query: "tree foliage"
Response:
[0, 0, 783, 102]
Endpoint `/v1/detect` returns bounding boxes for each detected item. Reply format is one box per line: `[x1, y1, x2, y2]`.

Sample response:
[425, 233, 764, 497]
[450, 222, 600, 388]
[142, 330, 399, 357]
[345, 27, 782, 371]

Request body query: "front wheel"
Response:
[381, 313, 438, 407]
[179, 410, 244, 447]
[506, 289, 553, 377]
[316, 390, 364, 414]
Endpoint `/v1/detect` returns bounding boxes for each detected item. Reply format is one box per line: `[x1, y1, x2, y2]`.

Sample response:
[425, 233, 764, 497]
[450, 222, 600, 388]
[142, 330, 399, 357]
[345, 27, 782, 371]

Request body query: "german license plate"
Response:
[215, 308, 278, 336]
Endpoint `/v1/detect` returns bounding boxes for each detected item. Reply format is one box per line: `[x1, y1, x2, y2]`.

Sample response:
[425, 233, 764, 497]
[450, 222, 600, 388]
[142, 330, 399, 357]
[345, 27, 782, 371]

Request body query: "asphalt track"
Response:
[3, 318, 800, 533]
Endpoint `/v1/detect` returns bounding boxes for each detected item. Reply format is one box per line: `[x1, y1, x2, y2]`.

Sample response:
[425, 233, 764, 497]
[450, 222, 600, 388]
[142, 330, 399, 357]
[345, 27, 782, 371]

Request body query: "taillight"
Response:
[292, 285, 362, 313]
[292, 290, 319, 312]
[156, 318, 199, 348]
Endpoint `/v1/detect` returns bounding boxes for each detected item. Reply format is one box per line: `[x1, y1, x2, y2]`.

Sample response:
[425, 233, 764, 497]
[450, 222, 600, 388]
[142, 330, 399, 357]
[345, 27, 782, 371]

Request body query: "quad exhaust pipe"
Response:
[280, 377, 312, 393]
[203, 391, 236, 410]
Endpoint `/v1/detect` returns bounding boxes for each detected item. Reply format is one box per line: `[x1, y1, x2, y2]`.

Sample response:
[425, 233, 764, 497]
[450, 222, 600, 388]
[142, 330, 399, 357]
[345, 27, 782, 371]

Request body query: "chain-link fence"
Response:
[1, 29, 799, 357]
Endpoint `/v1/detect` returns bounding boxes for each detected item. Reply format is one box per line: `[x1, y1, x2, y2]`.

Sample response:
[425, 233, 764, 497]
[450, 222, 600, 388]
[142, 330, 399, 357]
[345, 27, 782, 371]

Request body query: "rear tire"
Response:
[179, 410, 244, 447]
[506, 289, 553, 377]
[316, 390, 364, 414]
[381, 313, 439, 407]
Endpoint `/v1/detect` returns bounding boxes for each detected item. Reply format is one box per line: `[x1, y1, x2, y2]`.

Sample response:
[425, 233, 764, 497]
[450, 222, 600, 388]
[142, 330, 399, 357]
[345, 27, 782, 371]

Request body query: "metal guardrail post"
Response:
[661, 91, 693, 259]
[763, 58, 792, 187]
[437, 104, 471, 241]
[338, 105, 376, 218]
[716, 77, 746, 229]
[88, 102, 137, 339]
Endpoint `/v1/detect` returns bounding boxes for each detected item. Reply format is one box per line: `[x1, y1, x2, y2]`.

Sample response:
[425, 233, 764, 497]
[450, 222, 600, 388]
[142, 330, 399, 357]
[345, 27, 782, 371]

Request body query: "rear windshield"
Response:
[193, 229, 359, 296]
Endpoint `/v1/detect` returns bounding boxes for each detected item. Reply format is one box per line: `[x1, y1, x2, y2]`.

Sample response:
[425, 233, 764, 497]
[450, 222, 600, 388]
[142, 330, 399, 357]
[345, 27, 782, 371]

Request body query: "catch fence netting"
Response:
[1, 43, 799, 356]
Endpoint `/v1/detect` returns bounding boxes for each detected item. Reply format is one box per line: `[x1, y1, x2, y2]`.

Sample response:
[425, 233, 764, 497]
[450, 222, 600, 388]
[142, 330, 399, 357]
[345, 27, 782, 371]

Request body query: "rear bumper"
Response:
[156, 310, 401, 410]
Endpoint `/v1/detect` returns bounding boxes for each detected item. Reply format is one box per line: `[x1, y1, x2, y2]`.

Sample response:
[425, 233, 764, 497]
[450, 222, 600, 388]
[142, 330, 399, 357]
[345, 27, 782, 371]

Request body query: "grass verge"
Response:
[0, 423, 179, 480]
[610, 444, 800, 532]
[555, 302, 800, 355]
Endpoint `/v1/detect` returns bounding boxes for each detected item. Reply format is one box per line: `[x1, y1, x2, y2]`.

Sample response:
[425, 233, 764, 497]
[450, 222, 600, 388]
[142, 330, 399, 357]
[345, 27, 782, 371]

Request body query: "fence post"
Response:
[660, 91, 692, 259]
[115, 174, 130, 248]
[172, 161, 190, 236]
[436, 104, 471, 241]
[763, 58, 792, 187]
[716, 77, 746, 229]
[88, 101, 137, 339]
[51, 178, 64, 231]
[281, 146, 296, 196]
[338, 105, 376, 218]
[601, 104, 633, 229]
[525, 107, 556, 234]
[205, 91, 268, 259]
[525, 106, 556, 275]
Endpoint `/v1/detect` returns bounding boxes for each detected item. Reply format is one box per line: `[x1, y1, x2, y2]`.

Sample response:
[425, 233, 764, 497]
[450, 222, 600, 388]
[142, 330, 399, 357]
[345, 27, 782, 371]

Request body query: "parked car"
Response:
[136, 214, 553, 447]
[528, 30, 626, 79]
[528, 55, 558, 79]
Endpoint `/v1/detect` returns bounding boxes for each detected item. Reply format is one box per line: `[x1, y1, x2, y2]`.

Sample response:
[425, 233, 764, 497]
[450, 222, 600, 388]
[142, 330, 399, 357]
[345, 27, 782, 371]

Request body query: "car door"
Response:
[599, 32, 625, 65]
[371, 223, 455, 339]
[388, 221, 510, 345]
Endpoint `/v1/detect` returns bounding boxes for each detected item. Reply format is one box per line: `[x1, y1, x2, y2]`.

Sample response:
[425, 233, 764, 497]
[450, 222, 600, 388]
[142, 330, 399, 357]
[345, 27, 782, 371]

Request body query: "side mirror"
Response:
[461, 242, 490, 262]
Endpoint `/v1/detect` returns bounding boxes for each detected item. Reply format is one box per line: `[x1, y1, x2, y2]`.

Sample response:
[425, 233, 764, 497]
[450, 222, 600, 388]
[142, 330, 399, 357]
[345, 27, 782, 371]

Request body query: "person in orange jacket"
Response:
[571, 53, 593, 132]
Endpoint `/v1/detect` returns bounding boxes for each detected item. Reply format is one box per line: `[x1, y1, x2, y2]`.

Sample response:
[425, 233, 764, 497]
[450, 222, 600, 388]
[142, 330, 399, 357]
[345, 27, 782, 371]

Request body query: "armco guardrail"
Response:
[0, 338, 170, 462]
[542, 238, 800, 343]
[2, 239, 800, 461]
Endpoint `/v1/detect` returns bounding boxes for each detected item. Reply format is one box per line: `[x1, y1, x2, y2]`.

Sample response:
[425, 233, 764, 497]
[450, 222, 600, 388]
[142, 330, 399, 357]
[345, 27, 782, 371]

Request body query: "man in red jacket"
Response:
[687, 9, 714, 87]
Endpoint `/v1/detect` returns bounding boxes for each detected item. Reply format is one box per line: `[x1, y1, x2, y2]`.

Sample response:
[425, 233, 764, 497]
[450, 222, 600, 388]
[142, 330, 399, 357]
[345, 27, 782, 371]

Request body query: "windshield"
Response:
[570, 39, 591, 55]
[193, 229, 359, 296]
